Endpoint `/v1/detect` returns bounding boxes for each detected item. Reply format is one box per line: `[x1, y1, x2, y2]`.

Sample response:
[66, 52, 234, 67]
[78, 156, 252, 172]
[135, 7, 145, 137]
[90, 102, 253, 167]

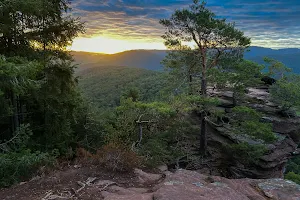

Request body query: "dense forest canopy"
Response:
[0, 0, 300, 189]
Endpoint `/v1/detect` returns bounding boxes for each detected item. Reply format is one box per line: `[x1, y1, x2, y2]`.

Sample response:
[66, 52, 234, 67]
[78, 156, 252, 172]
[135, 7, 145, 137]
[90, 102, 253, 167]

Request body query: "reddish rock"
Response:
[104, 193, 154, 200]
[134, 168, 163, 184]
[257, 179, 300, 200]
[153, 170, 300, 200]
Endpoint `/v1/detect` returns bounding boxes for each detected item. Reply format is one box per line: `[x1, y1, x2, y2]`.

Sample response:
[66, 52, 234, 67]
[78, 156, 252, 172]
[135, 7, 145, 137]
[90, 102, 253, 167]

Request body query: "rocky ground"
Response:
[1, 165, 299, 200]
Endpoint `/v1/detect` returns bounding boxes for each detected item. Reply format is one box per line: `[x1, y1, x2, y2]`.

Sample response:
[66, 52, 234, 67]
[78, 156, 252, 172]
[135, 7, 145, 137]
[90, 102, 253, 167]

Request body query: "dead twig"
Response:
[76, 181, 86, 193]
[99, 183, 111, 191]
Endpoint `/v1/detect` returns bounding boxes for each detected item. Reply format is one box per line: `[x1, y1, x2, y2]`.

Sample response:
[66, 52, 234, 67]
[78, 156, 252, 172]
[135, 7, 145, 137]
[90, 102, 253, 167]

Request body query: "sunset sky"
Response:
[70, 0, 300, 54]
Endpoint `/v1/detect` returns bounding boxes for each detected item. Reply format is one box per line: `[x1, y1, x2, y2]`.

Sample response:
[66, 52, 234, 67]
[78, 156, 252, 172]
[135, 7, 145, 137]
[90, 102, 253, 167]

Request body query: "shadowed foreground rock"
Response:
[103, 169, 300, 200]
[2, 167, 299, 200]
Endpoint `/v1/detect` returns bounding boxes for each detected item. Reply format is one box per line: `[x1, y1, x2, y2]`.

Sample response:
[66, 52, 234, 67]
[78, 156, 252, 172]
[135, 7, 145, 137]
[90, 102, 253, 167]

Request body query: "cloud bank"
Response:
[71, 0, 300, 49]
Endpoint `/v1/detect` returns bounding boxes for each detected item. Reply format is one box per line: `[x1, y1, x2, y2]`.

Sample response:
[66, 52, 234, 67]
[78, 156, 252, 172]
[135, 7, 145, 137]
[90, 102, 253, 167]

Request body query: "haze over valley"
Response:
[73, 46, 300, 73]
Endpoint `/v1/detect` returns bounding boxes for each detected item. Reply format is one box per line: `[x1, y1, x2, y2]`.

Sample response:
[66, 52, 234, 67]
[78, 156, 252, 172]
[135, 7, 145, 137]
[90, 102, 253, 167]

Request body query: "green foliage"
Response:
[264, 57, 292, 79]
[104, 98, 176, 146]
[285, 172, 300, 185]
[0, 0, 93, 188]
[138, 136, 180, 167]
[160, 0, 250, 154]
[285, 155, 300, 185]
[0, 0, 84, 59]
[160, 0, 250, 76]
[207, 59, 263, 107]
[0, 56, 85, 153]
[208, 59, 263, 101]
[226, 142, 267, 165]
[161, 45, 201, 95]
[0, 150, 54, 187]
[78, 66, 169, 110]
[232, 106, 262, 121]
[231, 106, 276, 143]
[139, 116, 200, 168]
[0, 124, 32, 152]
[122, 87, 140, 102]
[95, 143, 141, 172]
[269, 74, 300, 111]
[160, 0, 250, 50]
[185, 95, 219, 106]
[286, 155, 300, 173]
[100, 95, 201, 167]
[74, 104, 105, 151]
[33, 61, 83, 152]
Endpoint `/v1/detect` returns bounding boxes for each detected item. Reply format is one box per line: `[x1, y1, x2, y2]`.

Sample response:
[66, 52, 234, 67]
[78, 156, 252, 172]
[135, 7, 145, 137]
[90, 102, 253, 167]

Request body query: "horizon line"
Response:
[69, 46, 300, 55]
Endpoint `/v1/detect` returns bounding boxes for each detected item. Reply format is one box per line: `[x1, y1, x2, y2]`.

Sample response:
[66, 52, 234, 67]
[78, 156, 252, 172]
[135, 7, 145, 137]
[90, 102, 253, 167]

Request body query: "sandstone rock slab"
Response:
[103, 193, 154, 200]
[134, 168, 163, 184]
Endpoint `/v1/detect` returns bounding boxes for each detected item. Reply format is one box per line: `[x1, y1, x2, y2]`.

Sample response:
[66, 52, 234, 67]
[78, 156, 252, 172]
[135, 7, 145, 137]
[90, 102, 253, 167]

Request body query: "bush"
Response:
[269, 74, 300, 111]
[286, 155, 300, 174]
[285, 172, 300, 184]
[226, 142, 267, 165]
[0, 150, 54, 187]
[94, 143, 141, 172]
[139, 137, 175, 167]
[231, 106, 276, 143]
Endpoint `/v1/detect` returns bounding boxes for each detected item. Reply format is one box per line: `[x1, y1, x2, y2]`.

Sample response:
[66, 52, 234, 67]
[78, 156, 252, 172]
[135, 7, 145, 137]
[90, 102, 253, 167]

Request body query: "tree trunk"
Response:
[233, 91, 237, 107]
[199, 48, 208, 155]
[200, 112, 207, 154]
[138, 123, 143, 143]
[189, 74, 193, 95]
[200, 48, 207, 96]
[11, 91, 20, 133]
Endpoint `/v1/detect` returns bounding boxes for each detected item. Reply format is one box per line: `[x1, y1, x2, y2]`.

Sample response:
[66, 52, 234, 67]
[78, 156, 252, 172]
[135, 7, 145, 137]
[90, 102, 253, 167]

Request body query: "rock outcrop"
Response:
[103, 169, 300, 200]
[2, 166, 299, 200]
[201, 86, 300, 179]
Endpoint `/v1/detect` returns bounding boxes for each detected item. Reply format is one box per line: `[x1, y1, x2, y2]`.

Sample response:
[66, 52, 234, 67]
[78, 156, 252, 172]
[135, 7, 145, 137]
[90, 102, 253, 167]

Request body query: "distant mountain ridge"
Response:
[72, 50, 167, 71]
[72, 46, 300, 73]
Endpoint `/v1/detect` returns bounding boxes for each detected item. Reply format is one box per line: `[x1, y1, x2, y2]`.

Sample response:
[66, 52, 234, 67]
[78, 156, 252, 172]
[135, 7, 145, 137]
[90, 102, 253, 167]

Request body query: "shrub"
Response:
[231, 106, 276, 143]
[269, 74, 300, 112]
[226, 142, 267, 165]
[95, 143, 141, 172]
[285, 172, 300, 184]
[0, 150, 54, 187]
[139, 138, 174, 167]
[75, 147, 93, 164]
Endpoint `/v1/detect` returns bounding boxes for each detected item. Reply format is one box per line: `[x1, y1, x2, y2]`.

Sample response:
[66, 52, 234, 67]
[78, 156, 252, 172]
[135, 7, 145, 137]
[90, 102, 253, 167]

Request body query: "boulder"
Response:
[257, 179, 300, 199]
[272, 117, 300, 144]
[246, 88, 270, 101]
[157, 165, 168, 172]
[134, 169, 163, 184]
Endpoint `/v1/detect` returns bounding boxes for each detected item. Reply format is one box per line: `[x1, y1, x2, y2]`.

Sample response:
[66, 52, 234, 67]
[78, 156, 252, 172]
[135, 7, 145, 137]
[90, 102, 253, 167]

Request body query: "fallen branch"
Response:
[42, 190, 69, 200]
[76, 181, 86, 193]
[99, 183, 111, 191]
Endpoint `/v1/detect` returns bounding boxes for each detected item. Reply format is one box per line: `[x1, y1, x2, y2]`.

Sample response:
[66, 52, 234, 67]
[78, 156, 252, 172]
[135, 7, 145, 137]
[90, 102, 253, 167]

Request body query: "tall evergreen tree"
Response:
[0, 0, 84, 59]
[0, 0, 85, 152]
[160, 0, 250, 154]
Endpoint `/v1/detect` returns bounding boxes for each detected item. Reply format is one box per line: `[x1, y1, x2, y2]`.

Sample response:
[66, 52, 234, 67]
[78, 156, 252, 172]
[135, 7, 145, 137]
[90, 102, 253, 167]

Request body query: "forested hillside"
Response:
[77, 66, 168, 109]
[73, 47, 300, 73]
[73, 50, 167, 71]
